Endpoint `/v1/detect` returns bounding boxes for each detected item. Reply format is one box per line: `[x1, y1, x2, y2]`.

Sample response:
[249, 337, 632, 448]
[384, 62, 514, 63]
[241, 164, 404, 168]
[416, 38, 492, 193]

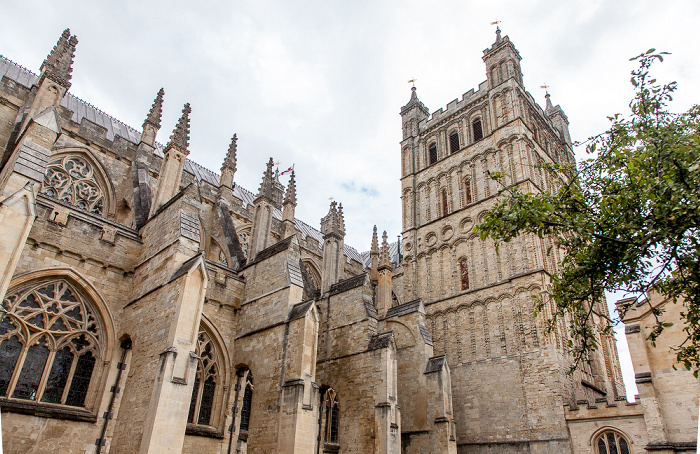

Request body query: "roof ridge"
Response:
[0, 55, 38, 77]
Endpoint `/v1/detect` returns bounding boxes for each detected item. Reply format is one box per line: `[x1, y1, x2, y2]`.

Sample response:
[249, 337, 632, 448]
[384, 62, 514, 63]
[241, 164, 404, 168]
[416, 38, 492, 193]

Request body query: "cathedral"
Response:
[0, 28, 696, 453]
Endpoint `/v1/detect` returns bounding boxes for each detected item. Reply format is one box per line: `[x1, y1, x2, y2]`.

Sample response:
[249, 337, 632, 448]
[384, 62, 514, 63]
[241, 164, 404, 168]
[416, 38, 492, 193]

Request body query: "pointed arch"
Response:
[43, 147, 117, 218]
[1, 268, 116, 411]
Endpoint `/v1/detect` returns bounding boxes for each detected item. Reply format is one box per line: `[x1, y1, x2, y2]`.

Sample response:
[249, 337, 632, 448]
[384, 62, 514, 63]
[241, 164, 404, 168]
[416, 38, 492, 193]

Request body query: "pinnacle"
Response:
[40, 28, 78, 88]
[371, 225, 379, 254]
[168, 103, 191, 150]
[143, 88, 165, 129]
[221, 134, 237, 172]
[380, 230, 391, 267]
[283, 170, 297, 206]
[257, 157, 275, 199]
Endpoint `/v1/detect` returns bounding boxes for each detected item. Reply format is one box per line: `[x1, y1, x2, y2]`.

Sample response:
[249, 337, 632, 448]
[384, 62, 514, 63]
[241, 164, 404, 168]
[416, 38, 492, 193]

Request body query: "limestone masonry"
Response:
[0, 28, 696, 453]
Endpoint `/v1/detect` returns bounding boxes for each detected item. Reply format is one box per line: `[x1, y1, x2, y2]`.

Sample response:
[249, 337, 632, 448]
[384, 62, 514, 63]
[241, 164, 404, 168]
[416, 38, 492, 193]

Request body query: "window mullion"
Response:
[5, 342, 28, 399]
[195, 369, 204, 423]
[60, 353, 79, 405]
[34, 349, 56, 403]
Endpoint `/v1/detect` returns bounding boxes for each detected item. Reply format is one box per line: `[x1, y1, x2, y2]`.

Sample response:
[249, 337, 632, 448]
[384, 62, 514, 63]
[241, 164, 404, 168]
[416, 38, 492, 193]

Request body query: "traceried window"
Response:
[459, 258, 470, 290]
[42, 155, 105, 216]
[595, 431, 630, 454]
[472, 119, 483, 142]
[188, 328, 219, 426]
[0, 280, 101, 407]
[428, 143, 438, 165]
[449, 131, 460, 153]
[321, 388, 339, 448]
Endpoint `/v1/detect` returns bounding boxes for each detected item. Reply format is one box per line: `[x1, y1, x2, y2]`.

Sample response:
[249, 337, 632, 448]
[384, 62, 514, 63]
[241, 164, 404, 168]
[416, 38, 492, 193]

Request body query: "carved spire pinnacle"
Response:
[257, 157, 275, 200]
[223, 134, 237, 172]
[371, 225, 379, 255]
[321, 201, 345, 239]
[168, 103, 191, 150]
[379, 230, 391, 268]
[40, 28, 78, 89]
[283, 170, 297, 206]
[143, 88, 164, 129]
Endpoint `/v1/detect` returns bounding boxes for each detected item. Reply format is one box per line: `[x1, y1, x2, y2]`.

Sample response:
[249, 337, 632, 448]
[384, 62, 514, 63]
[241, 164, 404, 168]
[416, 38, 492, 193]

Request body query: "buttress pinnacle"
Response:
[283, 170, 297, 206]
[143, 88, 165, 129]
[168, 103, 191, 150]
[222, 134, 238, 173]
[380, 230, 391, 268]
[371, 225, 379, 255]
[40, 28, 78, 89]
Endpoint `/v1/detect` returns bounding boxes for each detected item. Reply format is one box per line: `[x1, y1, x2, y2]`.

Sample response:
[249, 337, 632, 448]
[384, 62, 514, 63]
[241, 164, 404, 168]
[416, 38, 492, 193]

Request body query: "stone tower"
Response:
[398, 29, 623, 453]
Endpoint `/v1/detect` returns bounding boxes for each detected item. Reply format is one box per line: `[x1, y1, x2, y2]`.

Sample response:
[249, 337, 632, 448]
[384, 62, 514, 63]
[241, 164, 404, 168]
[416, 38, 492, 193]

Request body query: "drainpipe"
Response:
[227, 370, 244, 454]
[96, 338, 131, 453]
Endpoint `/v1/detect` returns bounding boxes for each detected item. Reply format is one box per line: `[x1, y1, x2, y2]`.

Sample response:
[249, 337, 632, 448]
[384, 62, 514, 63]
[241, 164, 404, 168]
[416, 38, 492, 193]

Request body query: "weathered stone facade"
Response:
[0, 28, 696, 453]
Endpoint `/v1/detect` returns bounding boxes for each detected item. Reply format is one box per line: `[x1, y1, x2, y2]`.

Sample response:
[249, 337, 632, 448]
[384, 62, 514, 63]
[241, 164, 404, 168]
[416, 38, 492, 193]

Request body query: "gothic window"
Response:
[321, 388, 339, 448]
[441, 189, 449, 217]
[0, 279, 101, 407]
[428, 143, 438, 165]
[42, 155, 105, 216]
[188, 327, 220, 426]
[595, 431, 630, 454]
[449, 131, 460, 154]
[459, 258, 470, 290]
[464, 179, 473, 205]
[472, 119, 483, 142]
[301, 261, 321, 300]
[239, 371, 253, 433]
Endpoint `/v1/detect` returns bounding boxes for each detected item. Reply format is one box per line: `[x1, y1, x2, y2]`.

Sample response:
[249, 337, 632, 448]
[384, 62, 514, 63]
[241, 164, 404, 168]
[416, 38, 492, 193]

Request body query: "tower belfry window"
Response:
[472, 120, 483, 142]
[449, 132, 460, 153]
[429, 143, 438, 165]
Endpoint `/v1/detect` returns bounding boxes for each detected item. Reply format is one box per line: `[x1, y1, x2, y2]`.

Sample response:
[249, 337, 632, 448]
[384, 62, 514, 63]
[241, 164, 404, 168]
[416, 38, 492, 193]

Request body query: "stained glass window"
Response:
[42, 155, 106, 216]
[321, 388, 339, 446]
[188, 327, 219, 426]
[0, 279, 102, 407]
[460, 259, 470, 291]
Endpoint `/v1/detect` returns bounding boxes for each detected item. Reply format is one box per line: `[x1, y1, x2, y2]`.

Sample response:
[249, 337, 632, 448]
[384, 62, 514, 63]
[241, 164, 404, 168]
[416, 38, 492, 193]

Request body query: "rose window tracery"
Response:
[42, 156, 105, 215]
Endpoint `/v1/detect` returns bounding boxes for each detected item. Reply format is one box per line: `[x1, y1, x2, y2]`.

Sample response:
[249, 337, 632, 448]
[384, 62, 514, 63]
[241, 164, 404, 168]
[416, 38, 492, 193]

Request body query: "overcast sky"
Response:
[3, 0, 699, 399]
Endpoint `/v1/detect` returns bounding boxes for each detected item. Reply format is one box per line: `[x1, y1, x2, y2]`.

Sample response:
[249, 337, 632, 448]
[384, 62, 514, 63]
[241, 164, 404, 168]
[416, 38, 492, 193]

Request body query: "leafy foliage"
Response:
[475, 50, 700, 372]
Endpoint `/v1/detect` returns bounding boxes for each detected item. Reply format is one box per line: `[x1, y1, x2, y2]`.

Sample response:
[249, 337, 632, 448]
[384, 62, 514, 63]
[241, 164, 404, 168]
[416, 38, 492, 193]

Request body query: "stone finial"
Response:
[494, 26, 502, 45]
[143, 88, 165, 129]
[283, 170, 297, 207]
[40, 28, 78, 89]
[371, 225, 379, 255]
[320, 201, 345, 239]
[168, 103, 191, 150]
[379, 230, 391, 268]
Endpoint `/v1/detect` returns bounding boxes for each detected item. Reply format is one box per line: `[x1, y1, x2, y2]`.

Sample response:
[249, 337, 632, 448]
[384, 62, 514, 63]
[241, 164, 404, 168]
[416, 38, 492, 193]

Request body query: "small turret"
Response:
[219, 134, 237, 189]
[544, 92, 573, 149]
[256, 158, 284, 208]
[400, 86, 429, 141]
[249, 158, 280, 259]
[320, 201, 346, 293]
[151, 103, 191, 214]
[281, 170, 297, 239]
[483, 27, 523, 88]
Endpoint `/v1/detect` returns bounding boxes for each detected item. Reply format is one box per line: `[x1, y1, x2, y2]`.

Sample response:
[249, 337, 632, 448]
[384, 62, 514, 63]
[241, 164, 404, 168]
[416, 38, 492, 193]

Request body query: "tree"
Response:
[475, 50, 700, 372]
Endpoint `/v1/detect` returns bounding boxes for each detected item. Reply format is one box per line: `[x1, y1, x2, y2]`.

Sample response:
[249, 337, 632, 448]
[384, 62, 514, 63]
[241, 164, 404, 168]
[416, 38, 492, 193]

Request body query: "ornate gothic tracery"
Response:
[0, 279, 101, 407]
[42, 155, 105, 215]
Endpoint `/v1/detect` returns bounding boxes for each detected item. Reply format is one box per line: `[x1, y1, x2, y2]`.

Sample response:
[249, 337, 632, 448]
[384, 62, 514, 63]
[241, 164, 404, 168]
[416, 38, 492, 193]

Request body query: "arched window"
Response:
[441, 189, 449, 217]
[472, 119, 483, 142]
[464, 179, 473, 205]
[188, 327, 220, 426]
[594, 431, 630, 454]
[459, 258, 470, 290]
[239, 371, 253, 433]
[428, 143, 438, 165]
[321, 388, 339, 448]
[449, 131, 460, 154]
[206, 238, 228, 267]
[42, 155, 107, 216]
[0, 279, 102, 407]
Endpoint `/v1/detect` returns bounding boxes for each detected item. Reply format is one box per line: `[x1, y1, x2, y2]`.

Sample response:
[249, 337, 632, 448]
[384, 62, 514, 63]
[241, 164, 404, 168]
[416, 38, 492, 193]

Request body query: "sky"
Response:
[3, 0, 700, 399]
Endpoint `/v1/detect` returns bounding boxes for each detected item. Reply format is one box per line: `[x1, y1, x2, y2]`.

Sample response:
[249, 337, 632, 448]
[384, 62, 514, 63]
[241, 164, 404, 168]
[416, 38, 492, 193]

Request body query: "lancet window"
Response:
[321, 388, 339, 448]
[459, 258, 470, 290]
[42, 155, 105, 216]
[239, 371, 253, 433]
[428, 143, 438, 165]
[188, 327, 220, 426]
[0, 279, 102, 408]
[449, 131, 460, 153]
[472, 119, 483, 142]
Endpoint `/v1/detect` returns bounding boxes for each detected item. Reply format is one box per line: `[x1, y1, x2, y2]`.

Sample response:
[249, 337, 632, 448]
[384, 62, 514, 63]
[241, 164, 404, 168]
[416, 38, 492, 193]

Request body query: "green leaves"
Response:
[477, 51, 700, 372]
